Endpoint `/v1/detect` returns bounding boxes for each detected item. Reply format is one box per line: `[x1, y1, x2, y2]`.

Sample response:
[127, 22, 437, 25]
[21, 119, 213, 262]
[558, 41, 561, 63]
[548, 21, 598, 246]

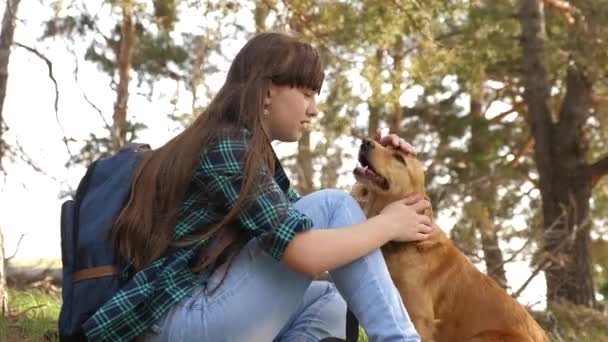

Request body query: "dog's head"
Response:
[352, 139, 426, 216]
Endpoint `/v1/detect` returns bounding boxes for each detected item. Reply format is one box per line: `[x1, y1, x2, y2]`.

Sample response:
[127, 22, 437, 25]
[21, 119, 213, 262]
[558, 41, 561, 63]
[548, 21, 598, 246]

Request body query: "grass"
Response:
[358, 326, 369, 341]
[0, 288, 61, 342]
[533, 303, 608, 342]
[0, 286, 607, 342]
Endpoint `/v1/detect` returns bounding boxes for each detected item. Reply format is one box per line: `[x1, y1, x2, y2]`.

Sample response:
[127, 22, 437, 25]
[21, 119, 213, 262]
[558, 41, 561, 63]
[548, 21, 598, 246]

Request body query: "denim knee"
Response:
[316, 188, 357, 210]
[293, 189, 366, 231]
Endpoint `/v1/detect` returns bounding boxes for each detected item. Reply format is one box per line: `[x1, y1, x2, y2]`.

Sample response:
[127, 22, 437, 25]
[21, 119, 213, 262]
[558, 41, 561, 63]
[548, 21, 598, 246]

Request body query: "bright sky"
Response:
[0, 0, 547, 308]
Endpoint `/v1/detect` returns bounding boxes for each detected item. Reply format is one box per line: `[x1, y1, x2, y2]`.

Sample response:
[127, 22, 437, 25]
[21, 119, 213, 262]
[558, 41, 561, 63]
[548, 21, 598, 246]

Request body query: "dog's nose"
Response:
[361, 139, 374, 152]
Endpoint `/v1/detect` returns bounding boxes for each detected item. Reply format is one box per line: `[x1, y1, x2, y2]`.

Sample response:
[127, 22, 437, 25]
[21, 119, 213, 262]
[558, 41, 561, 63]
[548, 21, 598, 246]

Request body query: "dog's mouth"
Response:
[354, 152, 389, 190]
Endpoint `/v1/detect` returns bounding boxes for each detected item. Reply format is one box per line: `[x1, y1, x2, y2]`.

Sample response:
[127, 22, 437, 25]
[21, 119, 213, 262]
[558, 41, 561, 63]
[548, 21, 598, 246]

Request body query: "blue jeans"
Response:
[141, 189, 420, 341]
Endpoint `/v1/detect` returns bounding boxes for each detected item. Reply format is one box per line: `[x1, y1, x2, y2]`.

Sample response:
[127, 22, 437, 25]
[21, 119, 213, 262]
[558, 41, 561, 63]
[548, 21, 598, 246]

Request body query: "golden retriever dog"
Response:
[352, 139, 548, 342]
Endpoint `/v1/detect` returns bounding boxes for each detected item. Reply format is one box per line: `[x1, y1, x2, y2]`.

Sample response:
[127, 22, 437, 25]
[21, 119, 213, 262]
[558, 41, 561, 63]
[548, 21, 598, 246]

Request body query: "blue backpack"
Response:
[58, 143, 150, 341]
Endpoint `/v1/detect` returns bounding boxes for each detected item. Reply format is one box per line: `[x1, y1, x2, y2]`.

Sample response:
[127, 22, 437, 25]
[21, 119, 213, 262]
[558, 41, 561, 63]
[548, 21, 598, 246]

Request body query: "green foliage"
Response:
[66, 121, 147, 168]
[43, 1, 188, 83]
[593, 238, 608, 301]
[42, 14, 95, 39]
[0, 289, 61, 342]
[153, 0, 178, 31]
[82, 22, 189, 84]
[131, 31, 189, 82]
[533, 303, 608, 341]
[445, 1, 522, 82]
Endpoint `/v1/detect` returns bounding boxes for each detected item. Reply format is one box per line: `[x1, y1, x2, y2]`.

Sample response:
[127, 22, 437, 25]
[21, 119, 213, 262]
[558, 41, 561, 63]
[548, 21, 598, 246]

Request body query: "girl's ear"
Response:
[266, 82, 277, 106]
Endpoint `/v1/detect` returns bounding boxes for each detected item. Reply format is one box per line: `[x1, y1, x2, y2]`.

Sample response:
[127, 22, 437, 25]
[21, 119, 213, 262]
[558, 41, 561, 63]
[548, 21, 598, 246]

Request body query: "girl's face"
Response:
[263, 83, 318, 142]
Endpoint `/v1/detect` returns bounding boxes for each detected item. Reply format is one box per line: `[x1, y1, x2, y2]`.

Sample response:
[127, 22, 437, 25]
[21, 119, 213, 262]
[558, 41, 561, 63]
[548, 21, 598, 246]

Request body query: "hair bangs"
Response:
[272, 42, 325, 93]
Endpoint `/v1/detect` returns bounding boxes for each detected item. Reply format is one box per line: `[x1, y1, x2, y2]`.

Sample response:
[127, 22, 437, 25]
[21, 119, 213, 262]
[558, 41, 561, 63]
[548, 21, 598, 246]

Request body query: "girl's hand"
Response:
[378, 193, 433, 242]
[374, 128, 416, 156]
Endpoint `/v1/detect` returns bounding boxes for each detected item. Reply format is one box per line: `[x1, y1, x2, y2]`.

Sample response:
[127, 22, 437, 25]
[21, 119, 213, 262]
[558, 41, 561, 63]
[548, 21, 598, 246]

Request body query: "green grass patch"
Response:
[358, 326, 368, 341]
[532, 303, 608, 342]
[0, 288, 60, 342]
[1, 286, 606, 342]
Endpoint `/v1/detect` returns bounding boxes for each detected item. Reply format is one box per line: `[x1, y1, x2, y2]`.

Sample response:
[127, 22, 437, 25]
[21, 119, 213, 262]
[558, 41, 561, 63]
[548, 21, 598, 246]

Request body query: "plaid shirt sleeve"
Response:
[195, 134, 313, 260]
[287, 187, 301, 203]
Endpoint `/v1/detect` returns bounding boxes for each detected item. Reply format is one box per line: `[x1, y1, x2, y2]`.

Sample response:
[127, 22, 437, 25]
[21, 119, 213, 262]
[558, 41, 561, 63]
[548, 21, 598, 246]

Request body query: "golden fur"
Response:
[351, 139, 548, 342]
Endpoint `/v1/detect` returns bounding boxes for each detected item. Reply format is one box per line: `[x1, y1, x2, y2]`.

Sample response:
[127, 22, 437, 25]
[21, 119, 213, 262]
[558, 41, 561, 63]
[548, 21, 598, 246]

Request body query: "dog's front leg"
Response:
[401, 292, 437, 342]
[409, 314, 437, 342]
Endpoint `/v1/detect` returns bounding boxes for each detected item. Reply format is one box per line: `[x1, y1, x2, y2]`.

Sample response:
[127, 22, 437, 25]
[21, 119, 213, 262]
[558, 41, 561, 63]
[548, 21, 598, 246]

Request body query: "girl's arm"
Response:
[283, 197, 431, 276]
[283, 215, 392, 276]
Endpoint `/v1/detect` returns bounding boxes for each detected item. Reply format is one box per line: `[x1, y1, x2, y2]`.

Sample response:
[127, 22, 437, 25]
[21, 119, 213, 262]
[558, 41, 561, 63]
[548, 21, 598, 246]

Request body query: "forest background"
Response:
[1, 0, 608, 340]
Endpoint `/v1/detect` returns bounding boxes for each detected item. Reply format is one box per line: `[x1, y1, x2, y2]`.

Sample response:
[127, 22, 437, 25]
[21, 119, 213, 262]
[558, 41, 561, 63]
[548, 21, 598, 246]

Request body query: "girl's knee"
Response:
[315, 189, 354, 207]
[294, 189, 365, 229]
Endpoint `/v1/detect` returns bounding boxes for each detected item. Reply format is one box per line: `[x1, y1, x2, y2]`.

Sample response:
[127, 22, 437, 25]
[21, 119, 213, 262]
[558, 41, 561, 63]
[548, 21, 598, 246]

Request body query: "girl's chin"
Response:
[286, 135, 301, 142]
[274, 126, 311, 142]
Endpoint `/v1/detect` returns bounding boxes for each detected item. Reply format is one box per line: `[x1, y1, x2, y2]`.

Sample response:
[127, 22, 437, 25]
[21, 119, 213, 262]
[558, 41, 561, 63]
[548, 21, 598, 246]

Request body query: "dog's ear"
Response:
[351, 183, 369, 204]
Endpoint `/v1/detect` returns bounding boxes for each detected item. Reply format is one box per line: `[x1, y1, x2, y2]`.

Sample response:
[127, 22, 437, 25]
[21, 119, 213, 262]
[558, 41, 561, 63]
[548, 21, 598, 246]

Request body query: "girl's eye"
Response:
[302, 89, 314, 97]
[394, 154, 407, 165]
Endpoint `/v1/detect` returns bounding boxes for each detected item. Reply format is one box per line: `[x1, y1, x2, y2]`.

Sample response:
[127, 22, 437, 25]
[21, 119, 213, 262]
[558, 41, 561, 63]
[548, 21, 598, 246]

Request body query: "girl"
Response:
[85, 32, 432, 342]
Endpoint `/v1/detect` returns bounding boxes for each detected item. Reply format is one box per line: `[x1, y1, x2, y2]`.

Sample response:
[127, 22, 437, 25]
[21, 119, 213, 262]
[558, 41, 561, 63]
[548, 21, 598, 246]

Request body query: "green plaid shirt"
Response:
[83, 129, 313, 341]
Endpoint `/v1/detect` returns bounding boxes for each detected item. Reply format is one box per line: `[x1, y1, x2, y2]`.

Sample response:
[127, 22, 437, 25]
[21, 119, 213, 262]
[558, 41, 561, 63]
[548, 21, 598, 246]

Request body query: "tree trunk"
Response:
[469, 81, 508, 289]
[296, 131, 314, 195]
[367, 49, 384, 137]
[520, 0, 595, 307]
[389, 39, 405, 133]
[320, 148, 340, 189]
[112, 1, 135, 150]
[190, 35, 207, 115]
[0, 0, 20, 316]
[0, 228, 7, 316]
[285, 15, 319, 195]
[0, 0, 20, 166]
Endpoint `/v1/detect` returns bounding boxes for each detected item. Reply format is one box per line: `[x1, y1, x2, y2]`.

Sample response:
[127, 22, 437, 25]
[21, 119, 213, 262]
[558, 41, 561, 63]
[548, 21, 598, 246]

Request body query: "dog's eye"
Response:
[394, 154, 407, 165]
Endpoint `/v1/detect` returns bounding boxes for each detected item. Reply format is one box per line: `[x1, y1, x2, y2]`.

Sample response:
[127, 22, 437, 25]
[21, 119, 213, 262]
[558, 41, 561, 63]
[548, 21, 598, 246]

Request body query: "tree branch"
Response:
[592, 95, 608, 105]
[507, 136, 534, 167]
[513, 257, 551, 298]
[512, 211, 567, 298]
[557, 66, 592, 132]
[488, 101, 525, 124]
[14, 42, 58, 123]
[590, 155, 608, 188]
[67, 46, 111, 131]
[5, 233, 24, 263]
[543, 0, 574, 12]
[488, 231, 536, 277]
[543, 0, 575, 23]
[5, 139, 61, 183]
[14, 42, 74, 158]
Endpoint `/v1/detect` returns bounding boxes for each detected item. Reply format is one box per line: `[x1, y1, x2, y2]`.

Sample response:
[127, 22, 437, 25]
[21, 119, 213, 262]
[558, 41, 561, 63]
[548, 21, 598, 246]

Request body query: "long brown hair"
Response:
[111, 32, 325, 273]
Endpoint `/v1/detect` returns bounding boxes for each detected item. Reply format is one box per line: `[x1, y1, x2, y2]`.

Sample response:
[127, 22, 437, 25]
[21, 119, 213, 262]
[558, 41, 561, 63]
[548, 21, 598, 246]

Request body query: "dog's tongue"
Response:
[354, 165, 389, 190]
[354, 165, 378, 177]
